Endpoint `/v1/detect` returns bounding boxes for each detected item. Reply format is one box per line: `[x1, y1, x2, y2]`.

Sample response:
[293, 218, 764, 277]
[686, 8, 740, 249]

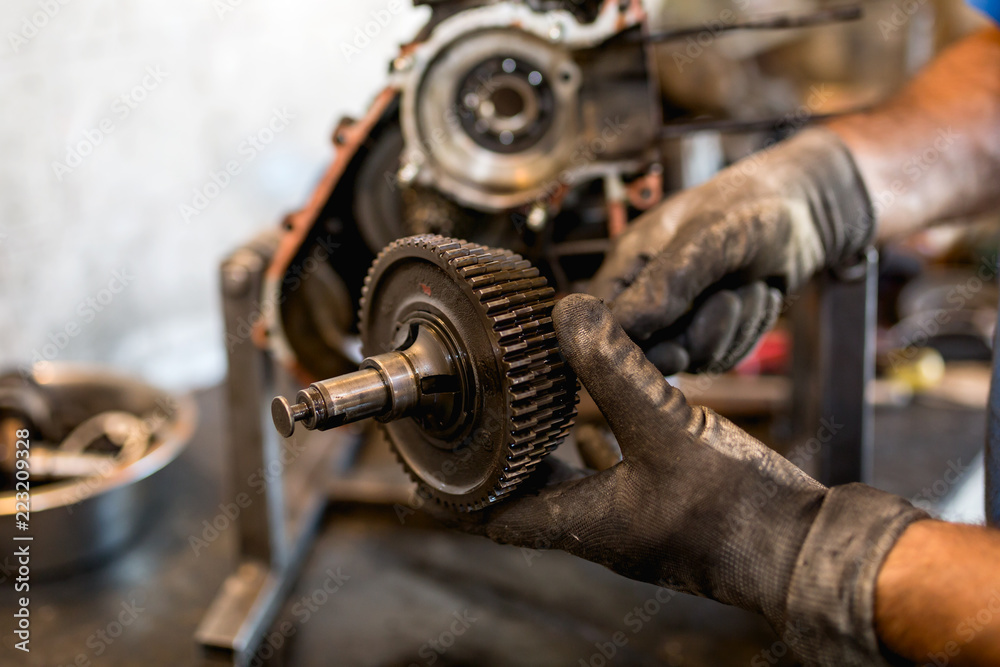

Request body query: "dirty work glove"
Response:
[591, 127, 873, 375]
[454, 295, 926, 666]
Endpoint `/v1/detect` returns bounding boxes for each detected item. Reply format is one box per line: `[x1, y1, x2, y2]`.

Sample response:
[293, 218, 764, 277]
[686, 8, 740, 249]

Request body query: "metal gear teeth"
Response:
[359, 234, 579, 512]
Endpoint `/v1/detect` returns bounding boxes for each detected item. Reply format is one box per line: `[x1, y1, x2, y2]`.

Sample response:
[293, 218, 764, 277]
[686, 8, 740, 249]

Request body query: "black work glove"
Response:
[449, 295, 926, 666]
[591, 128, 874, 375]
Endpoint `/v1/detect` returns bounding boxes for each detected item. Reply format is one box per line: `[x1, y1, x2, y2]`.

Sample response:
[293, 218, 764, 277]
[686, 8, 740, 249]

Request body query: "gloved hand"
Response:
[591, 127, 874, 375]
[451, 295, 926, 666]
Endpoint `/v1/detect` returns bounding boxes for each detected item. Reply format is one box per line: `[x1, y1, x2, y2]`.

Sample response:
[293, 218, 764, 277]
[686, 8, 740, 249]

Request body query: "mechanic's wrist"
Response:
[782, 483, 929, 666]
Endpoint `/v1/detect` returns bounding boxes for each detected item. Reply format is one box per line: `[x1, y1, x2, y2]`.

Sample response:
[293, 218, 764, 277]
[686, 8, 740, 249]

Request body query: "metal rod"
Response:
[986, 259, 1000, 525]
[642, 5, 862, 44]
[658, 109, 869, 138]
[272, 367, 394, 437]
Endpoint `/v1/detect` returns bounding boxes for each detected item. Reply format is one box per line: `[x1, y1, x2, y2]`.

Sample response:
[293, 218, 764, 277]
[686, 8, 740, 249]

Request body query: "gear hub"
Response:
[271, 235, 578, 511]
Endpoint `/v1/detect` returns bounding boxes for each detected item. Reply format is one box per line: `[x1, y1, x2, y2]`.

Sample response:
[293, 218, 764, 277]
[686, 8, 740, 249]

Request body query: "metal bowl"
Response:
[0, 363, 197, 575]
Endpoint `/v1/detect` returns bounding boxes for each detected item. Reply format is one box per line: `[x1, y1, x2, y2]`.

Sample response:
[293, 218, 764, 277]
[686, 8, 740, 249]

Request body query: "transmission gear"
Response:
[271, 235, 578, 511]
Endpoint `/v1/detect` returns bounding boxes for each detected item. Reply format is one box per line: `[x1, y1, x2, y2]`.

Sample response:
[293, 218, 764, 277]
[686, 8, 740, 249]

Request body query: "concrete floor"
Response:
[0, 379, 987, 666]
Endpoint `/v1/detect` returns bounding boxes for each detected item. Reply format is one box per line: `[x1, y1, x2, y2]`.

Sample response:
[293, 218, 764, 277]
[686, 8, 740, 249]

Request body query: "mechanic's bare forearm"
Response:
[875, 520, 1000, 665]
[828, 27, 1000, 239]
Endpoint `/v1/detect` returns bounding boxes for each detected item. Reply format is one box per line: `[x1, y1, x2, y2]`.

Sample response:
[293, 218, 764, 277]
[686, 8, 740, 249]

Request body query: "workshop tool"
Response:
[272, 235, 579, 510]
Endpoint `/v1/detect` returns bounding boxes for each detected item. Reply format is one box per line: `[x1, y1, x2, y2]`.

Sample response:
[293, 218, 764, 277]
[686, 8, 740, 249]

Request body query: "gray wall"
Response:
[0, 0, 428, 390]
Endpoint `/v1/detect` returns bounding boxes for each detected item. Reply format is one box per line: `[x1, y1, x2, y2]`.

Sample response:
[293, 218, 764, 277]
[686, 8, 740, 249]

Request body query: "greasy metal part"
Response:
[20, 449, 119, 479]
[986, 255, 1000, 526]
[791, 249, 877, 485]
[222, 244, 286, 567]
[300, 259, 363, 366]
[198, 233, 332, 667]
[272, 320, 461, 437]
[256, 1, 660, 383]
[394, 0, 645, 212]
[401, 27, 582, 210]
[0, 409, 149, 482]
[364, 236, 579, 510]
[58, 410, 149, 461]
[274, 235, 578, 511]
[285, 369, 391, 434]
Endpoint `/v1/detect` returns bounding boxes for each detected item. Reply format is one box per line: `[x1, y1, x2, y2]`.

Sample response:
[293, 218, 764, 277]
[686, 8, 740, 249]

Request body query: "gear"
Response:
[271, 235, 578, 511]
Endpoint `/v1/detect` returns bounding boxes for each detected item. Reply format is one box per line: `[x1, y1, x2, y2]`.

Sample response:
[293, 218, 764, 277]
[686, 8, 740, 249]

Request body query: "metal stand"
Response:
[986, 257, 1000, 526]
[792, 249, 878, 486]
[196, 235, 332, 666]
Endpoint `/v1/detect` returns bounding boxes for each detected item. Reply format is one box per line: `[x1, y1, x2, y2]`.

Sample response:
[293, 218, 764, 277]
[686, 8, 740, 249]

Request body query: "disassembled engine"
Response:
[259, 0, 865, 510]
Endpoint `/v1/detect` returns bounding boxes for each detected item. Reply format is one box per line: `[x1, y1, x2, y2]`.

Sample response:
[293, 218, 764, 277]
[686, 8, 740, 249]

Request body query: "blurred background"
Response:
[0, 0, 429, 390]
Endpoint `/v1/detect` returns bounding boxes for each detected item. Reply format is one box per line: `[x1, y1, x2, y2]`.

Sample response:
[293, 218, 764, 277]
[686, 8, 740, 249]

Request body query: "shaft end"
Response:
[272, 396, 309, 438]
